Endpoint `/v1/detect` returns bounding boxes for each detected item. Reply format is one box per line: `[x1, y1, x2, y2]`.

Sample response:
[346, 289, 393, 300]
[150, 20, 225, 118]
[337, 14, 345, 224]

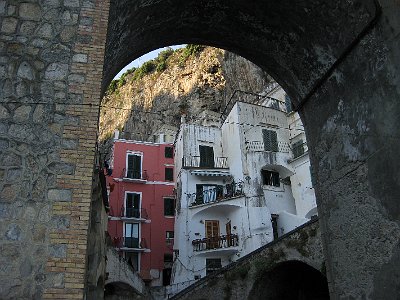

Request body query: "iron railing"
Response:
[109, 207, 148, 219]
[182, 156, 228, 169]
[188, 181, 244, 207]
[113, 237, 147, 249]
[121, 168, 148, 180]
[192, 234, 239, 251]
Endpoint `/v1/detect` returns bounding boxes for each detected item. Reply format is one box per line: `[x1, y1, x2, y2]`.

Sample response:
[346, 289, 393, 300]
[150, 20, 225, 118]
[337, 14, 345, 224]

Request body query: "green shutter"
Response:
[262, 129, 278, 152]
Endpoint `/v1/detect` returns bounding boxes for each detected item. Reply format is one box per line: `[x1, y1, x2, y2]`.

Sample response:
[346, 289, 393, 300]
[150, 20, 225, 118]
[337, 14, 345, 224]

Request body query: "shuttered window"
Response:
[165, 168, 173, 181]
[165, 147, 173, 158]
[125, 193, 141, 218]
[127, 154, 142, 179]
[285, 94, 293, 113]
[199, 145, 214, 168]
[262, 129, 278, 152]
[292, 139, 304, 159]
[164, 198, 175, 216]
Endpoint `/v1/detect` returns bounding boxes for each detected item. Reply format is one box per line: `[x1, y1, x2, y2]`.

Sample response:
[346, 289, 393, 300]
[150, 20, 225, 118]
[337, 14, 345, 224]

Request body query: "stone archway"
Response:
[1, 0, 399, 299]
[102, 1, 400, 298]
[248, 260, 329, 300]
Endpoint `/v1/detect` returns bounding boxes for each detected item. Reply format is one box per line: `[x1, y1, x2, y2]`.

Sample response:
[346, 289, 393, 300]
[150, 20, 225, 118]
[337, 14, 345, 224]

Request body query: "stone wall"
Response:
[0, 0, 109, 298]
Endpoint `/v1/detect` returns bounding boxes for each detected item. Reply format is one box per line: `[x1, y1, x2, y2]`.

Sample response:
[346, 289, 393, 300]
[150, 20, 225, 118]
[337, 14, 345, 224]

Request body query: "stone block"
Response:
[80, 16, 93, 26]
[44, 63, 68, 80]
[47, 162, 75, 175]
[7, 168, 21, 182]
[37, 23, 53, 38]
[0, 104, 10, 119]
[19, 3, 41, 21]
[1, 17, 18, 33]
[1, 184, 19, 202]
[0, 1, 5, 14]
[72, 53, 88, 63]
[14, 105, 31, 122]
[1, 152, 21, 166]
[17, 61, 34, 80]
[65, 0, 80, 7]
[32, 105, 45, 123]
[0, 138, 8, 151]
[4, 223, 21, 241]
[19, 21, 37, 35]
[47, 189, 72, 202]
[48, 244, 66, 258]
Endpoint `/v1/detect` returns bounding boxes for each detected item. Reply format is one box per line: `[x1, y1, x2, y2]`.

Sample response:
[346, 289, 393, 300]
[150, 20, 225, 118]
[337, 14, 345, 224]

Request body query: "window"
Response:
[165, 146, 173, 158]
[165, 167, 173, 181]
[195, 184, 223, 204]
[261, 170, 280, 187]
[199, 145, 214, 167]
[166, 231, 174, 245]
[206, 258, 222, 275]
[124, 223, 139, 248]
[164, 198, 175, 216]
[262, 129, 278, 152]
[285, 94, 293, 113]
[125, 192, 141, 218]
[166, 231, 174, 240]
[292, 139, 304, 159]
[126, 153, 142, 179]
[205, 220, 219, 249]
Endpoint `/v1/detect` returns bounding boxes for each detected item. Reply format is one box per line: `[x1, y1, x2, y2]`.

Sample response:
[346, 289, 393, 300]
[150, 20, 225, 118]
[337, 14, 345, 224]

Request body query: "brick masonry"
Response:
[0, 0, 109, 298]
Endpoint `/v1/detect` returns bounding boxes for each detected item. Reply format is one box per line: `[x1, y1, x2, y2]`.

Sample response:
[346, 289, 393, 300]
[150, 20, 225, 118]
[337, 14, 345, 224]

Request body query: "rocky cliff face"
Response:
[99, 46, 273, 142]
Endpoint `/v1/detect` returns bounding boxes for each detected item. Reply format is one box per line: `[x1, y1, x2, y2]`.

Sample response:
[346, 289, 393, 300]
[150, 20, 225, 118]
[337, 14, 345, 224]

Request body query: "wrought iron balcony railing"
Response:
[188, 181, 244, 207]
[113, 237, 147, 250]
[182, 156, 228, 169]
[109, 207, 148, 219]
[192, 234, 239, 252]
[121, 168, 148, 180]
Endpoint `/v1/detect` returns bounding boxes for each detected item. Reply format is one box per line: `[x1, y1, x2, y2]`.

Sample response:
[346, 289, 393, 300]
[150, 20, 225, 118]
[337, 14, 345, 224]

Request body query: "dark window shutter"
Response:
[199, 145, 214, 167]
[164, 198, 175, 216]
[292, 139, 304, 158]
[165, 147, 173, 158]
[127, 154, 142, 179]
[285, 95, 292, 113]
[262, 130, 278, 152]
[165, 168, 173, 181]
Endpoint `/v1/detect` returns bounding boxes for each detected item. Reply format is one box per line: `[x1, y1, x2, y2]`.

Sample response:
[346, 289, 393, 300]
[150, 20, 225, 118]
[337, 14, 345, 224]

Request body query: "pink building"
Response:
[106, 136, 175, 286]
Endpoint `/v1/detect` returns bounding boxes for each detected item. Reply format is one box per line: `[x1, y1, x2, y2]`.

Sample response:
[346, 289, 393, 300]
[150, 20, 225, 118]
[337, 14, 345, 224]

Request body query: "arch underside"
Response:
[103, 0, 376, 101]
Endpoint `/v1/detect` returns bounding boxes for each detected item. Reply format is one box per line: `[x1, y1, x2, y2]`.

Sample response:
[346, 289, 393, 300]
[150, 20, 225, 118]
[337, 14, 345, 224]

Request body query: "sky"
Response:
[114, 45, 185, 79]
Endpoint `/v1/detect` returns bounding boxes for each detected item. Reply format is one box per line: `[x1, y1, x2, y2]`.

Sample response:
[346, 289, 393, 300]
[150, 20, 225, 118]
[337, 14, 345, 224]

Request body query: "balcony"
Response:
[108, 207, 149, 222]
[245, 141, 290, 153]
[192, 234, 239, 252]
[120, 168, 148, 183]
[182, 156, 228, 169]
[188, 182, 244, 207]
[113, 237, 149, 252]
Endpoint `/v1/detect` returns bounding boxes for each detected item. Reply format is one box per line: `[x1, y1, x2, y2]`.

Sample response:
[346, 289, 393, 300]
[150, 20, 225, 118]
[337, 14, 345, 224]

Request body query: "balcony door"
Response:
[124, 223, 139, 248]
[205, 220, 219, 249]
[126, 192, 141, 218]
[226, 221, 233, 247]
[199, 145, 214, 168]
[127, 153, 142, 179]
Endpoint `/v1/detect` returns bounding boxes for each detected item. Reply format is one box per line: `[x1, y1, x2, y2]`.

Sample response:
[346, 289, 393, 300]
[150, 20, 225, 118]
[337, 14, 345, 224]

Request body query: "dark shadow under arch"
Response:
[248, 260, 329, 300]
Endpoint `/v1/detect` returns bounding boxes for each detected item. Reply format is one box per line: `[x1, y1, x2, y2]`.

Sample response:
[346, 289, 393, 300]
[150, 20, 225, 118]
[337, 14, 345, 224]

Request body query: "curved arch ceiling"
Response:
[103, 0, 377, 102]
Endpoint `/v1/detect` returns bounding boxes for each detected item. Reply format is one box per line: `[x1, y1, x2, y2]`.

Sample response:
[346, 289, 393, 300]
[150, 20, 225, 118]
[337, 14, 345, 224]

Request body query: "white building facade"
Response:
[171, 89, 317, 284]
